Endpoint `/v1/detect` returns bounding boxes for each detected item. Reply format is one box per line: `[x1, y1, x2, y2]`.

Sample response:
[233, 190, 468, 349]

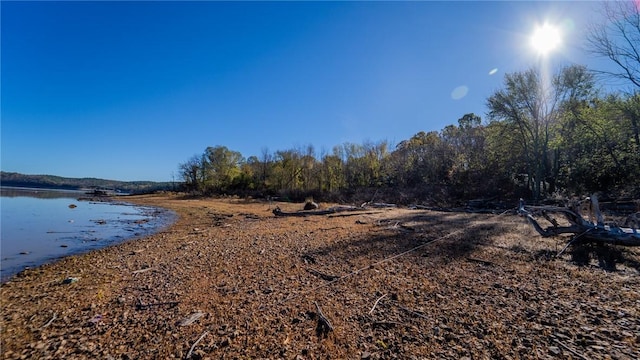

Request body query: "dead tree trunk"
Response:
[518, 195, 640, 246]
[272, 205, 364, 217]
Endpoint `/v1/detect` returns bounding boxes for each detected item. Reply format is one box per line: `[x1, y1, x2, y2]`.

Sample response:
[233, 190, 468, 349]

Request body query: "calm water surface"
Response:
[0, 187, 175, 282]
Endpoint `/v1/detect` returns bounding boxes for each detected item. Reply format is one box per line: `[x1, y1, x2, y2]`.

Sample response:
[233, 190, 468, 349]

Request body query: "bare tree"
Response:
[586, 1, 640, 89]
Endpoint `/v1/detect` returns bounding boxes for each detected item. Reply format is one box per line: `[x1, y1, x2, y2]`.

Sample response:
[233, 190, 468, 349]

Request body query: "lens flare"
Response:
[451, 85, 468, 100]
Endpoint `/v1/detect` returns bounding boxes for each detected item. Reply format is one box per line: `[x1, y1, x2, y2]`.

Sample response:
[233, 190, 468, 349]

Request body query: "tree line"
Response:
[178, 2, 639, 204]
[178, 67, 638, 205]
[0, 172, 174, 194]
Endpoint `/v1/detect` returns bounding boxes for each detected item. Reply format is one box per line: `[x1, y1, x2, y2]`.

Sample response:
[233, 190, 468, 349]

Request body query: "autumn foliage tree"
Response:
[179, 70, 639, 202]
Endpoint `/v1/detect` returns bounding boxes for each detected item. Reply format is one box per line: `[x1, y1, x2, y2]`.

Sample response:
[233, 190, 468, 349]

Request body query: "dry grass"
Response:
[1, 194, 639, 359]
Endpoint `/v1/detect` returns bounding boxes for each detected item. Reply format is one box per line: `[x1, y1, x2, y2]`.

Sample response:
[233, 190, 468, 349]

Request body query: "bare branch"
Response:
[586, 1, 640, 89]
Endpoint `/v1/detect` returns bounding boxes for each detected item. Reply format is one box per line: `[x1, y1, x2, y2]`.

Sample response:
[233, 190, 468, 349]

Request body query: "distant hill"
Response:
[0, 172, 177, 194]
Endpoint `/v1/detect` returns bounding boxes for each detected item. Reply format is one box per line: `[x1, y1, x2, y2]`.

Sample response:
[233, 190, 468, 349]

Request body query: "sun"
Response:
[530, 23, 562, 56]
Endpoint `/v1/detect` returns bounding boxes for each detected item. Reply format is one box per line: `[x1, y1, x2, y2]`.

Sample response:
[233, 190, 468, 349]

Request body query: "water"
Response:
[0, 187, 175, 282]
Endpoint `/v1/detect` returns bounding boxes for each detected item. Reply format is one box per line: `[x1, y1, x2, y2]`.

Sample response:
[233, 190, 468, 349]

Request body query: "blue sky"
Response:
[1, 1, 622, 182]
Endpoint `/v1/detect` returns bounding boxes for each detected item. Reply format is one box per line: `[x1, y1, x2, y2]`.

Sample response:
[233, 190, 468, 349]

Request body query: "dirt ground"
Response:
[1, 194, 639, 359]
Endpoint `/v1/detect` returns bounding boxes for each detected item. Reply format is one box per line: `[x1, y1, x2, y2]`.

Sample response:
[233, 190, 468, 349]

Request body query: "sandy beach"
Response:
[1, 193, 638, 359]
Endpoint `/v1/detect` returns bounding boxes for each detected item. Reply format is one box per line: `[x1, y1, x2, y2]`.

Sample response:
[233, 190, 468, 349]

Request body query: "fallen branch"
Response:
[368, 294, 387, 315]
[306, 267, 340, 281]
[314, 301, 334, 337]
[363, 202, 397, 208]
[519, 196, 640, 247]
[273, 205, 365, 217]
[553, 339, 588, 360]
[557, 229, 593, 257]
[390, 300, 429, 320]
[327, 211, 382, 218]
[186, 330, 209, 359]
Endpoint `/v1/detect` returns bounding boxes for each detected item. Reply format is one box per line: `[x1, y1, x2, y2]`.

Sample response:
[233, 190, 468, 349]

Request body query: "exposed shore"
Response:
[1, 193, 638, 359]
[0, 190, 177, 283]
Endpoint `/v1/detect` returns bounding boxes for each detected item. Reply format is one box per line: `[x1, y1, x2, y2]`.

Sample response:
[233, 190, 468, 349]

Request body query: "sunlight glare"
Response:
[530, 23, 562, 56]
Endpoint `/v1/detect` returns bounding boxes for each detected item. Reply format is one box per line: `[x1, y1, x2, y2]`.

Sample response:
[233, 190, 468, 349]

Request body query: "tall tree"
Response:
[442, 113, 488, 197]
[272, 149, 304, 191]
[486, 65, 594, 199]
[320, 152, 345, 192]
[487, 69, 548, 199]
[178, 154, 205, 193]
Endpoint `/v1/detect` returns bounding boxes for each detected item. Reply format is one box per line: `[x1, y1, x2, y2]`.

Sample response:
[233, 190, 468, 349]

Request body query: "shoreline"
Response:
[1, 193, 638, 359]
[0, 192, 177, 283]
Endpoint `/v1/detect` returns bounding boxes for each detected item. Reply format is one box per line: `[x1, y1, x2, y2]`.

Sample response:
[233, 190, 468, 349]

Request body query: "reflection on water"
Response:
[0, 187, 175, 282]
[0, 186, 87, 199]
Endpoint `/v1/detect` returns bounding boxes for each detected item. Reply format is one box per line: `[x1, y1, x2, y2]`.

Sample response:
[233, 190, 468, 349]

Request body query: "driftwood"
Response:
[273, 206, 364, 217]
[361, 202, 397, 208]
[519, 195, 640, 247]
[328, 211, 382, 218]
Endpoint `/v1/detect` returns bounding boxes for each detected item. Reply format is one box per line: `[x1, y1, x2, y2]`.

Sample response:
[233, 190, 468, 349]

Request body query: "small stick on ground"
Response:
[132, 267, 154, 275]
[306, 267, 340, 281]
[553, 339, 588, 360]
[314, 301, 334, 337]
[391, 301, 430, 320]
[41, 312, 57, 329]
[466, 257, 495, 266]
[186, 330, 209, 359]
[368, 294, 387, 315]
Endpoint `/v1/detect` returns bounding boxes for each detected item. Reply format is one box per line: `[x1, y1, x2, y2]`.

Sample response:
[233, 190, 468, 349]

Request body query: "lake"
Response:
[0, 187, 175, 282]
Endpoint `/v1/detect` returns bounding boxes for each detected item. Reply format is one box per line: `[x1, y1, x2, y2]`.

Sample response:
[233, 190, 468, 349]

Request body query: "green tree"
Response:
[389, 131, 450, 187]
[556, 93, 640, 193]
[203, 146, 244, 193]
[441, 113, 489, 197]
[486, 65, 594, 199]
[271, 149, 304, 191]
